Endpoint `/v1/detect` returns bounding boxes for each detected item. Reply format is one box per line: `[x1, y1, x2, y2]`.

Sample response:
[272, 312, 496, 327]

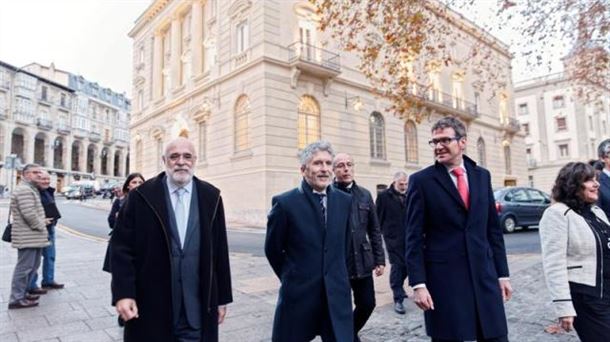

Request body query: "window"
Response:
[297, 95, 321, 149]
[428, 71, 441, 101]
[504, 145, 511, 175]
[556, 117, 567, 131]
[369, 112, 386, 159]
[528, 189, 546, 203]
[518, 103, 528, 116]
[477, 137, 486, 167]
[199, 121, 207, 161]
[508, 189, 529, 203]
[236, 20, 249, 54]
[60, 93, 66, 107]
[234, 95, 250, 152]
[528, 175, 534, 188]
[156, 138, 163, 172]
[139, 46, 145, 65]
[41, 86, 48, 101]
[452, 72, 464, 109]
[558, 144, 569, 157]
[404, 121, 418, 163]
[138, 90, 144, 111]
[522, 123, 530, 135]
[552, 95, 565, 109]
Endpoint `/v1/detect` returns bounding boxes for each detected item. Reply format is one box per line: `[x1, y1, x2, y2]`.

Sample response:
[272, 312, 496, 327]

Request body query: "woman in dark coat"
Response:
[102, 173, 144, 272]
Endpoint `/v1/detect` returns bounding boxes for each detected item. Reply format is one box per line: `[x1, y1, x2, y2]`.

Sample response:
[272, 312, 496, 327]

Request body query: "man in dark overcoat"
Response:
[333, 152, 385, 342]
[405, 117, 512, 342]
[597, 139, 610, 218]
[266, 141, 353, 341]
[376, 171, 409, 314]
[111, 138, 232, 342]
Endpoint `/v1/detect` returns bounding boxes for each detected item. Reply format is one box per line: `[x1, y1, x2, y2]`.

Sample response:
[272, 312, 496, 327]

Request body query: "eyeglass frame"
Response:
[428, 136, 463, 148]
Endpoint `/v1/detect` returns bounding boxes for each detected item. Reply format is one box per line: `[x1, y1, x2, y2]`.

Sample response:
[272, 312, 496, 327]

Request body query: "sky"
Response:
[0, 0, 565, 99]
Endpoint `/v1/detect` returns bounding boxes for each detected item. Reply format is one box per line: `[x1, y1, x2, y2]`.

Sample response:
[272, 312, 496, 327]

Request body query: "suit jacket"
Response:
[405, 156, 509, 340]
[376, 184, 407, 265]
[265, 180, 353, 341]
[110, 172, 232, 342]
[598, 172, 610, 218]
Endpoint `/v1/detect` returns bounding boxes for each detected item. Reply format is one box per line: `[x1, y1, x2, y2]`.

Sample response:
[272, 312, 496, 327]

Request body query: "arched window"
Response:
[369, 112, 386, 159]
[504, 145, 512, 175]
[297, 95, 320, 149]
[234, 95, 250, 152]
[404, 120, 418, 163]
[477, 137, 486, 167]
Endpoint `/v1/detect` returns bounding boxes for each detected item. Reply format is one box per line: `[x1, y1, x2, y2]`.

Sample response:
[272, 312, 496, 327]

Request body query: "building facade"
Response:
[0, 60, 131, 192]
[129, 0, 526, 225]
[515, 73, 610, 194]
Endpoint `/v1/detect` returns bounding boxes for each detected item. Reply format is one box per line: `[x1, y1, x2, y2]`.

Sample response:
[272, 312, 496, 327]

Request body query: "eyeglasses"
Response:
[167, 153, 194, 162]
[428, 136, 461, 147]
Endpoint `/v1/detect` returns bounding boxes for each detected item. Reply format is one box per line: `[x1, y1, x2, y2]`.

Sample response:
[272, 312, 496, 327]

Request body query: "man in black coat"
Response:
[266, 141, 353, 341]
[111, 138, 232, 342]
[376, 171, 409, 314]
[333, 152, 385, 342]
[597, 139, 610, 218]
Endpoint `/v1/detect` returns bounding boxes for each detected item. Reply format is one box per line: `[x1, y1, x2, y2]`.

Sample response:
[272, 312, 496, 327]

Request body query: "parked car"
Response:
[65, 186, 95, 200]
[493, 187, 551, 233]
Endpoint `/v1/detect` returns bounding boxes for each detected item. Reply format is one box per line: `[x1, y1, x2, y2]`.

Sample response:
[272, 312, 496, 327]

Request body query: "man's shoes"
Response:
[394, 301, 406, 314]
[28, 287, 48, 295]
[8, 299, 39, 309]
[25, 293, 40, 301]
[42, 282, 65, 289]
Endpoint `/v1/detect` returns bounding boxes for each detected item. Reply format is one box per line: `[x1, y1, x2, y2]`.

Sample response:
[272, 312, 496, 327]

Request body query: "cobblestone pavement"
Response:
[0, 201, 579, 341]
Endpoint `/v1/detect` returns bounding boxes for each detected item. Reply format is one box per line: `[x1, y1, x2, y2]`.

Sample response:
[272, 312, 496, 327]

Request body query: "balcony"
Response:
[14, 112, 35, 125]
[38, 95, 52, 106]
[56, 123, 71, 135]
[409, 85, 480, 121]
[73, 127, 89, 139]
[36, 118, 53, 130]
[0, 80, 9, 90]
[501, 117, 520, 134]
[58, 101, 71, 111]
[89, 131, 101, 142]
[287, 42, 341, 78]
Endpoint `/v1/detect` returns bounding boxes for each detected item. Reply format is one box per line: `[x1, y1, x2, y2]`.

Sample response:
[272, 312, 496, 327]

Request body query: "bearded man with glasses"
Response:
[405, 117, 512, 342]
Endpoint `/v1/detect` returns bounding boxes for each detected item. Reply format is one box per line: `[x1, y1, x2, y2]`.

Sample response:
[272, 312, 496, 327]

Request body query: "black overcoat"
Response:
[405, 156, 509, 340]
[598, 172, 610, 218]
[110, 172, 233, 342]
[376, 184, 407, 265]
[265, 180, 353, 341]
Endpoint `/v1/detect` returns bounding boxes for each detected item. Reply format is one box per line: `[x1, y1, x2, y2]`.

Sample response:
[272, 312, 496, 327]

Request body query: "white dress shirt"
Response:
[165, 177, 193, 246]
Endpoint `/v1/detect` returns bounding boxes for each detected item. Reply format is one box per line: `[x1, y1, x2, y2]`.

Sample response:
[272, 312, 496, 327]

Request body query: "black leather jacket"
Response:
[335, 181, 385, 278]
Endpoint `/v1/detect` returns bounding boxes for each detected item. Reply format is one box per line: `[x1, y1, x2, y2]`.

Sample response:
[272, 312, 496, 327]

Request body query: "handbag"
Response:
[2, 201, 11, 243]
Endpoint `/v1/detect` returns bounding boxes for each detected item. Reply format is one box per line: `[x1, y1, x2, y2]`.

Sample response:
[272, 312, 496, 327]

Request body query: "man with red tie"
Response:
[405, 117, 512, 342]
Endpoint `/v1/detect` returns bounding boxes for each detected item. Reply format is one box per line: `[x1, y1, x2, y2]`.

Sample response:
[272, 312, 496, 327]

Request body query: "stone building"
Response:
[515, 72, 610, 194]
[129, 0, 526, 225]
[0, 60, 130, 192]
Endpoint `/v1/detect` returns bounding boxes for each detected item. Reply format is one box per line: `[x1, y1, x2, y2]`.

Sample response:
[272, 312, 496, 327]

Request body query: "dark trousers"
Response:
[572, 291, 610, 342]
[350, 276, 376, 339]
[389, 263, 408, 303]
[173, 300, 201, 342]
[308, 292, 336, 342]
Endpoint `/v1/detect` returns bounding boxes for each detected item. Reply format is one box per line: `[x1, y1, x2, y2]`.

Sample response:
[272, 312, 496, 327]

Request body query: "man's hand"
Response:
[559, 316, 574, 332]
[44, 218, 53, 225]
[116, 298, 139, 322]
[413, 287, 434, 311]
[218, 305, 227, 324]
[374, 265, 385, 277]
[499, 279, 513, 302]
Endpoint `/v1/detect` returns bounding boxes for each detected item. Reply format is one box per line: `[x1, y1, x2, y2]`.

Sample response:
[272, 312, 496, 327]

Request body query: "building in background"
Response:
[0, 60, 131, 192]
[129, 0, 526, 225]
[514, 73, 610, 194]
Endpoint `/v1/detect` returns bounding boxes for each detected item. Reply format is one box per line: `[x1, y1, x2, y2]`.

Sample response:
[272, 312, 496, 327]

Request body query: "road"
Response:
[55, 199, 540, 256]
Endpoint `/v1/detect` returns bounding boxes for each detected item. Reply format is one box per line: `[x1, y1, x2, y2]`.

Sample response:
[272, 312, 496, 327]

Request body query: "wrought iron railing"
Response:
[287, 42, 341, 72]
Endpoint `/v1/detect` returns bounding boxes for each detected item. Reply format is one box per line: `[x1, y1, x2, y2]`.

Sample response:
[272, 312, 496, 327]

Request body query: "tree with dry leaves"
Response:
[311, 0, 609, 121]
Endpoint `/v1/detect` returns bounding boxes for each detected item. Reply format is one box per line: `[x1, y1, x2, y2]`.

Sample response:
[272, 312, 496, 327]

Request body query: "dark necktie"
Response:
[314, 193, 326, 224]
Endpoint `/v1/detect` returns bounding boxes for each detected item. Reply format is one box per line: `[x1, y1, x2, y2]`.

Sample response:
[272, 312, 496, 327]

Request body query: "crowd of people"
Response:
[4, 119, 609, 342]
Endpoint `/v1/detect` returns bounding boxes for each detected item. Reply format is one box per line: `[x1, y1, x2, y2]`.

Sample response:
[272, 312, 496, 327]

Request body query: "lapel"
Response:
[432, 162, 465, 210]
[464, 157, 482, 225]
[299, 179, 325, 230]
[137, 173, 176, 244]
[326, 185, 339, 232]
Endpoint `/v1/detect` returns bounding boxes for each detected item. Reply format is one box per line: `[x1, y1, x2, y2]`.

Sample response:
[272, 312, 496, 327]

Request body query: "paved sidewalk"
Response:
[0, 202, 579, 341]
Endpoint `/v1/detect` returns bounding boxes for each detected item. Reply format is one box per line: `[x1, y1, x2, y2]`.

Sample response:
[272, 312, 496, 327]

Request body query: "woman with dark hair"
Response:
[539, 162, 610, 341]
[103, 173, 145, 272]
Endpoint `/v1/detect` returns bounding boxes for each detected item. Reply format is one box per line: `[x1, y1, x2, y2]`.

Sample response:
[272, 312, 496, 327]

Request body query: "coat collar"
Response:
[432, 155, 481, 212]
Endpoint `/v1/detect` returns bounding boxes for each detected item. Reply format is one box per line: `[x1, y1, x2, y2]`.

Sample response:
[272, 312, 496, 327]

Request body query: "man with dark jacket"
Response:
[333, 152, 385, 342]
[28, 170, 63, 293]
[597, 139, 610, 218]
[266, 141, 353, 341]
[376, 171, 409, 314]
[111, 138, 232, 342]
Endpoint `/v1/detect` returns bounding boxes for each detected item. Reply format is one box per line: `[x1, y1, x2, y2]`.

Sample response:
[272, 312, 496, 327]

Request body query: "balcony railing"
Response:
[89, 131, 101, 142]
[36, 117, 53, 130]
[13, 112, 35, 124]
[409, 84, 480, 120]
[73, 127, 89, 138]
[57, 123, 71, 134]
[501, 117, 520, 133]
[288, 42, 341, 74]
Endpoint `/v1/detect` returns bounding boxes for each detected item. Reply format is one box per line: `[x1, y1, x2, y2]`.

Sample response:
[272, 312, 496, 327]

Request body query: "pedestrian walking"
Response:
[7, 164, 51, 309]
[266, 141, 353, 341]
[405, 117, 512, 341]
[376, 171, 409, 314]
[110, 137, 232, 341]
[539, 162, 610, 341]
[333, 152, 385, 342]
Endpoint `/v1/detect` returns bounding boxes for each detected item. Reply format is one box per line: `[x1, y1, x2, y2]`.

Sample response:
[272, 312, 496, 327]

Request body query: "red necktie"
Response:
[452, 168, 469, 209]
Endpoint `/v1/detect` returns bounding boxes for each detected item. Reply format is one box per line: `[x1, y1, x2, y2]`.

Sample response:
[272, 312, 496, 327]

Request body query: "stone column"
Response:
[64, 136, 73, 182]
[153, 32, 163, 99]
[108, 147, 116, 177]
[45, 134, 56, 169]
[191, 1, 203, 77]
[170, 15, 182, 89]
[26, 129, 35, 165]
[117, 150, 125, 177]
[94, 145, 102, 176]
[79, 142, 87, 173]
